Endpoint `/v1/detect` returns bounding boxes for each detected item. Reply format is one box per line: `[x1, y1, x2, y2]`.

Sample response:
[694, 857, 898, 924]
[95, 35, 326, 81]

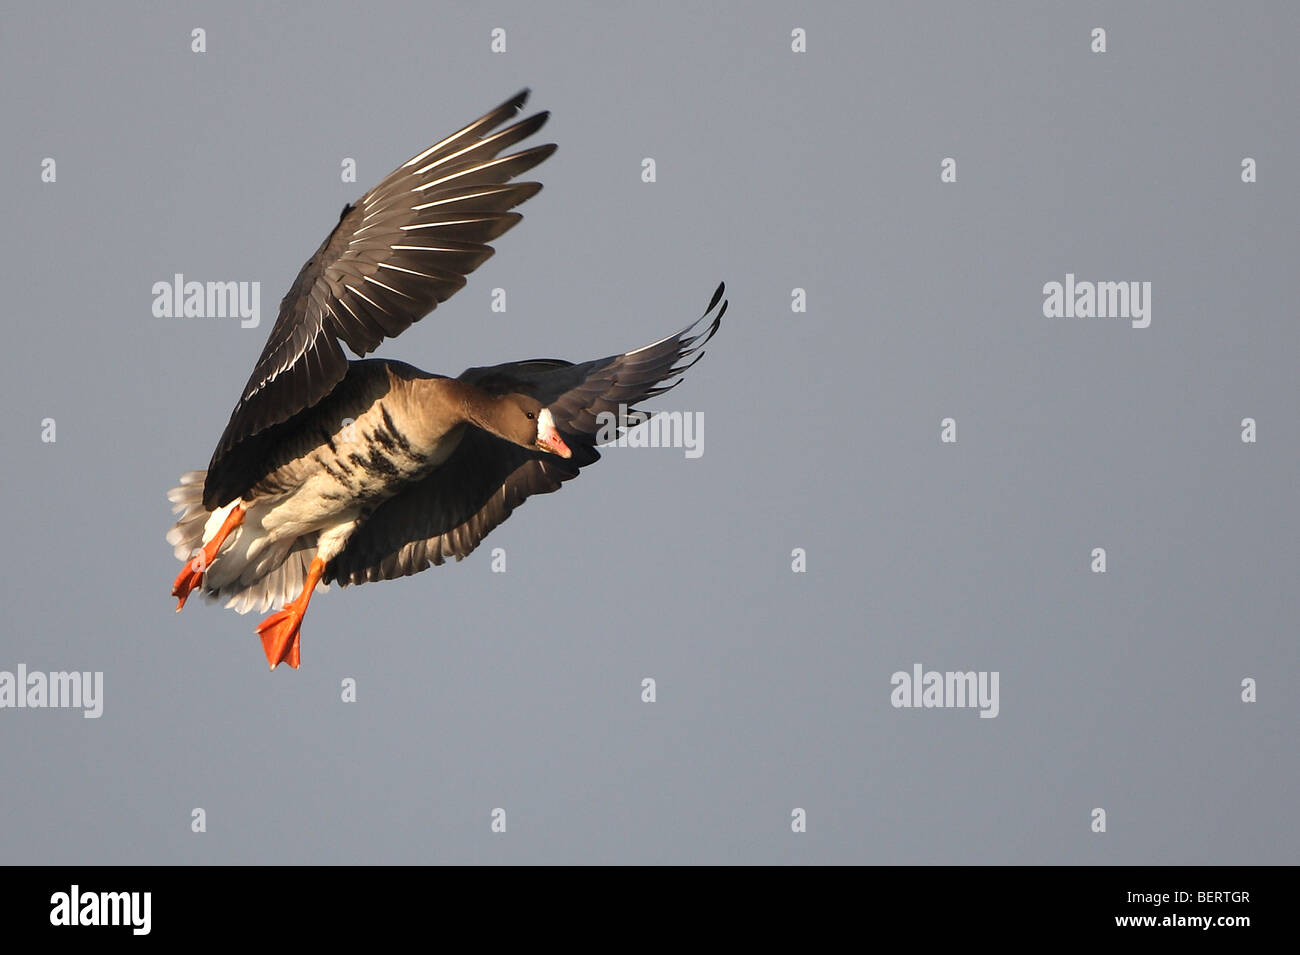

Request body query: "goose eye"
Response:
[525, 411, 536, 420]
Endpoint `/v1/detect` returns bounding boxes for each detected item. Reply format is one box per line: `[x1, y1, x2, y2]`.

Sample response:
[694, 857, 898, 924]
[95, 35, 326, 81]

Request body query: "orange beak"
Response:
[536, 408, 571, 458]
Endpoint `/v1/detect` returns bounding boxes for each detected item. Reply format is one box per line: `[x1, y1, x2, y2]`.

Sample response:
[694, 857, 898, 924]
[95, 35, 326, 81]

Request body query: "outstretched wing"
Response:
[325, 284, 726, 585]
[203, 90, 554, 508]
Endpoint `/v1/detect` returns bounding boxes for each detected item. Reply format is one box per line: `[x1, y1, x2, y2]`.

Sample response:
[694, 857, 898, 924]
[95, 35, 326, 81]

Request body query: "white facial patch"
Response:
[534, 407, 571, 457]
[536, 407, 557, 442]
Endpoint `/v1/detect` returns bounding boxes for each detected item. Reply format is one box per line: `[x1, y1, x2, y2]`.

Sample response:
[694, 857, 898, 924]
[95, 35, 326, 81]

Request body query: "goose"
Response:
[167, 91, 724, 671]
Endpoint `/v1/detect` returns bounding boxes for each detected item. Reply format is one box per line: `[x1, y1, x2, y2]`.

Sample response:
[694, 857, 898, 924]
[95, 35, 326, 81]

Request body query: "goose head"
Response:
[484, 394, 572, 458]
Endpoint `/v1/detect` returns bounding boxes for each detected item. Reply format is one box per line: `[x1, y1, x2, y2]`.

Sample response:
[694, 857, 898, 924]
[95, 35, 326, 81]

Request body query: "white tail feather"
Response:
[166, 471, 325, 614]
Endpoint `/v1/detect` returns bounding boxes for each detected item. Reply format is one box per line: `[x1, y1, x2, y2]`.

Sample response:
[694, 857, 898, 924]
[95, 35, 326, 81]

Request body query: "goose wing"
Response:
[326, 285, 725, 584]
[203, 90, 554, 508]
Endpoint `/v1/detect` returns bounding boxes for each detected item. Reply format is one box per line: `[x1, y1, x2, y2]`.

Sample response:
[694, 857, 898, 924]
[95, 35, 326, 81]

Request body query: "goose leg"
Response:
[255, 557, 326, 670]
[171, 504, 245, 612]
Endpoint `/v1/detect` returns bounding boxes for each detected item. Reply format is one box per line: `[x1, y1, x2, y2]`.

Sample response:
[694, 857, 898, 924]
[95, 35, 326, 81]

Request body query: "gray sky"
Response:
[1, 1, 1296, 863]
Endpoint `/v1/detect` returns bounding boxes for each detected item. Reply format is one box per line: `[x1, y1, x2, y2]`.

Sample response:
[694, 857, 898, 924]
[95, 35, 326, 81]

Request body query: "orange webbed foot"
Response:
[171, 558, 205, 612]
[252, 556, 324, 671]
[170, 504, 245, 613]
[256, 607, 304, 670]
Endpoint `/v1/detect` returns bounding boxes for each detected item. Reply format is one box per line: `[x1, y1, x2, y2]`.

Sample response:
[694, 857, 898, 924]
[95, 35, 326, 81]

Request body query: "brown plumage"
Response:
[166, 91, 725, 670]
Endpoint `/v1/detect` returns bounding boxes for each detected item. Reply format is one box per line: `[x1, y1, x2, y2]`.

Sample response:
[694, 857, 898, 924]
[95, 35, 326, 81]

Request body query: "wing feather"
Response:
[326, 284, 726, 585]
[202, 91, 553, 508]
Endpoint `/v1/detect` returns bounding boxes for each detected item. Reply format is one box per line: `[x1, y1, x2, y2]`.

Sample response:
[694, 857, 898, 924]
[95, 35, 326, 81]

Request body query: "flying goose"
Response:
[167, 91, 725, 670]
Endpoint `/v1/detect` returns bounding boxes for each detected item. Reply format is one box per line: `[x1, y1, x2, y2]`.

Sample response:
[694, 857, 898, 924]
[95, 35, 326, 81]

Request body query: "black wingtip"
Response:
[695, 302, 723, 349]
[706, 281, 726, 314]
[712, 299, 727, 328]
[510, 88, 531, 110]
[504, 110, 551, 141]
[521, 110, 553, 138]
